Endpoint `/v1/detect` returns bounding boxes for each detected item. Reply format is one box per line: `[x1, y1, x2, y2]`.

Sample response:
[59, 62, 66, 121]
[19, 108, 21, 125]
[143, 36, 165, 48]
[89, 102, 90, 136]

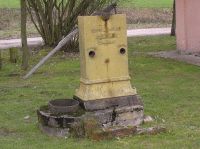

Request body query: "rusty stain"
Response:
[105, 20, 109, 36]
[105, 58, 110, 64]
[112, 33, 115, 38]
[105, 58, 110, 83]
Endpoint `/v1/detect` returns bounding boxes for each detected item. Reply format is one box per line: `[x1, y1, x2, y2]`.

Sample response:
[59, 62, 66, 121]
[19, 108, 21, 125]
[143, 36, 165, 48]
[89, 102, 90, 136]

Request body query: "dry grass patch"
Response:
[0, 9, 37, 39]
[118, 8, 172, 28]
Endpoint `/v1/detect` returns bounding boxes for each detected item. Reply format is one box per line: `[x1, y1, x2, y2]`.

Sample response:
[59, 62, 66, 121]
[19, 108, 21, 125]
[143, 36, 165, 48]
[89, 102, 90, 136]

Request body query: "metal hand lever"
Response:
[93, 3, 117, 21]
[101, 3, 117, 21]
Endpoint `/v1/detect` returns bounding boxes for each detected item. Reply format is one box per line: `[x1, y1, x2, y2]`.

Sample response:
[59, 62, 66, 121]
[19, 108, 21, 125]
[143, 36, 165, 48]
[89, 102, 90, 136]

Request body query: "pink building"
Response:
[176, 0, 200, 53]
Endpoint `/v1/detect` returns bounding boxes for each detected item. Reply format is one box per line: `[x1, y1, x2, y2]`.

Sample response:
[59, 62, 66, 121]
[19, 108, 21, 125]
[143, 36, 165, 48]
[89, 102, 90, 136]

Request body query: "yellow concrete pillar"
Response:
[75, 14, 137, 101]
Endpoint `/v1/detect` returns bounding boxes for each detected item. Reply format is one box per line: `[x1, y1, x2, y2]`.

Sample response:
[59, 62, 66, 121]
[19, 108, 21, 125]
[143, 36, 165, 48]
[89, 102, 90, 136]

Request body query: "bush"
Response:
[27, 0, 114, 51]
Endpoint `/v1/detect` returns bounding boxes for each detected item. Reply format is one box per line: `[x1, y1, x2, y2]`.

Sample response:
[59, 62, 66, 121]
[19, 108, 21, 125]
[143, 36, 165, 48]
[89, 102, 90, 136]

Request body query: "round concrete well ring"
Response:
[48, 99, 79, 114]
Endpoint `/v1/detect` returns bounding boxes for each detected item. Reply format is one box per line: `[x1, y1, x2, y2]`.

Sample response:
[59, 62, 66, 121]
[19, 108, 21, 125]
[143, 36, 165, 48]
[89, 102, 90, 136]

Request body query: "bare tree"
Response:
[21, 0, 30, 70]
[26, 0, 114, 50]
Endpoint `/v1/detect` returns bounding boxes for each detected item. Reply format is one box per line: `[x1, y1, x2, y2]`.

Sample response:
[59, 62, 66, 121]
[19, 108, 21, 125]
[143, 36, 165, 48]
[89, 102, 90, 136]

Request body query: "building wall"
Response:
[176, 0, 200, 53]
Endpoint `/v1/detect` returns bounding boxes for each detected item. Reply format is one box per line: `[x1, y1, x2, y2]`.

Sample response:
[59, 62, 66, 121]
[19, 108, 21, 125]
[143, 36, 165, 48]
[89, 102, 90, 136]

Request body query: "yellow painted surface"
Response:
[75, 14, 137, 101]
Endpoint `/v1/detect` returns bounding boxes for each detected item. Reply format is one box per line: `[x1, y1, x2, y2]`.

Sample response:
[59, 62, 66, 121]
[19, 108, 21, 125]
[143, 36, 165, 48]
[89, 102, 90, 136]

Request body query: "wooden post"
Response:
[9, 48, 18, 63]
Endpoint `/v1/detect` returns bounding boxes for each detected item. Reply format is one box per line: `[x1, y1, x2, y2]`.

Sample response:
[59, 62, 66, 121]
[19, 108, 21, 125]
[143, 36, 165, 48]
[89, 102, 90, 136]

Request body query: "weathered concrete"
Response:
[176, 0, 200, 53]
[37, 100, 144, 138]
[75, 15, 137, 102]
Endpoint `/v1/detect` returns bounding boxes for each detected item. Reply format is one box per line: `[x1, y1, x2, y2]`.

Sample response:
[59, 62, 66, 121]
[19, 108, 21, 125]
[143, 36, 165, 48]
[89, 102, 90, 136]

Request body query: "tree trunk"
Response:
[21, 0, 30, 70]
[0, 51, 2, 70]
[171, 0, 176, 36]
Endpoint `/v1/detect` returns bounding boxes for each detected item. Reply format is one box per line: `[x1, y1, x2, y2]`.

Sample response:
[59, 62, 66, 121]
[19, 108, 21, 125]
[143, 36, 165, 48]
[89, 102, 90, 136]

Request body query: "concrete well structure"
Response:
[176, 0, 200, 53]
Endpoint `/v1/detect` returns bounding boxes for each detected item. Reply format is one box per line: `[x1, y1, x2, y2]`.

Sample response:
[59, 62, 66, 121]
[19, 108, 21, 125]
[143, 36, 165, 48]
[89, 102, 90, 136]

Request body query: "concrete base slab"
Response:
[149, 50, 200, 66]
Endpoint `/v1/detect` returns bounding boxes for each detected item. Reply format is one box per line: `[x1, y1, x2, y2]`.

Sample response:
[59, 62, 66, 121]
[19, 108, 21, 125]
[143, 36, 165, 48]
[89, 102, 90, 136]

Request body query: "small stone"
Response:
[102, 123, 112, 128]
[64, 136, 68, 139]
[143, 116, 154, 123]
[24, 115, 30, 120]
[136, 126, 166, 135]
[116, 137, 120, 140]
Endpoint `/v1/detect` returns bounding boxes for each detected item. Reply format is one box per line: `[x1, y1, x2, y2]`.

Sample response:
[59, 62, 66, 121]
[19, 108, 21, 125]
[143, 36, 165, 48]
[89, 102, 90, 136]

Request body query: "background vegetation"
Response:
[0, 0, 173, 40]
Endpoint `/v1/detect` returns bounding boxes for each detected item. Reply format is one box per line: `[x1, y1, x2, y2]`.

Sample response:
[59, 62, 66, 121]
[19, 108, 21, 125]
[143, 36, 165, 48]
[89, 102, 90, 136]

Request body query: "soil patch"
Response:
[0, 127, 18, 137]
[0, 8, 38, 39]
[118, 8, 172, 24]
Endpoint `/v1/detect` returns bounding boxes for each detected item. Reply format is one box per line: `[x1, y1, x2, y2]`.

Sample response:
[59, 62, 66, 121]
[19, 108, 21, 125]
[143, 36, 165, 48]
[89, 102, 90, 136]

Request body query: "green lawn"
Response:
[0, 0, 173, 8]
[1, 35, 200, 148]
[120, 0, 173, 8]
[0, 0, 19, 8]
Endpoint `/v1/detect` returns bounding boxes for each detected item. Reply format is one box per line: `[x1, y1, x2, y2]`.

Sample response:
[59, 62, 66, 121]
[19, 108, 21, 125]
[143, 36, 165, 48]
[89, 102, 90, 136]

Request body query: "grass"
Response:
[0, 0, 173, 8]
[0, 0, 19, 8]
[1, 35, 200, 148]
[120, 0, 173, 8]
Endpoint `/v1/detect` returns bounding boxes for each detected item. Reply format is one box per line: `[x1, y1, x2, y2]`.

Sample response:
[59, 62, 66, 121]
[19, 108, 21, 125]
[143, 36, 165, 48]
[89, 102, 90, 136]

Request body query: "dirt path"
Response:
[127, 28, 170, 37]
[0, 28, 171, 50]
[0, 37, 43, 50]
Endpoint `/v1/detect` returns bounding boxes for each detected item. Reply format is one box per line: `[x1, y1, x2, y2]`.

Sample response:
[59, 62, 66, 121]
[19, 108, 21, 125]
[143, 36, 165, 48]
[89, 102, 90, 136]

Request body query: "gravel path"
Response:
[0, 28, 171, 50]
